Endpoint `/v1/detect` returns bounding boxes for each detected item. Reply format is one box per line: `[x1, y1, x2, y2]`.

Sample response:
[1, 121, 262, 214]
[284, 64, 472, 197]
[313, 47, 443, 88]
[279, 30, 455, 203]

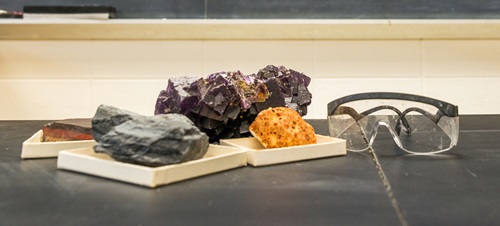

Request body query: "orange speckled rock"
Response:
[249, 107, 316, 148]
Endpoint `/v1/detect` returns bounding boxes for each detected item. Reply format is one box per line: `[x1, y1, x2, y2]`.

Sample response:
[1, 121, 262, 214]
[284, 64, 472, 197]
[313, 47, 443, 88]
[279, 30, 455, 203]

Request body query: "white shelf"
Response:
[1, 19, 500, 40]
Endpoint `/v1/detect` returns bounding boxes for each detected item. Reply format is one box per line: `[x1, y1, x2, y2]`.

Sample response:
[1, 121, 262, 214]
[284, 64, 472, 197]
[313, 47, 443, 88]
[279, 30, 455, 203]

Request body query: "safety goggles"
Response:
[327, 92, 459, 155]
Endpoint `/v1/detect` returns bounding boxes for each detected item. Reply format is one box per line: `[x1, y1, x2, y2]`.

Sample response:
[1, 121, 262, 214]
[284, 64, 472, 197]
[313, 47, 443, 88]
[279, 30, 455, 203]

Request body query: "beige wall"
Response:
[1, 21, 500, 119]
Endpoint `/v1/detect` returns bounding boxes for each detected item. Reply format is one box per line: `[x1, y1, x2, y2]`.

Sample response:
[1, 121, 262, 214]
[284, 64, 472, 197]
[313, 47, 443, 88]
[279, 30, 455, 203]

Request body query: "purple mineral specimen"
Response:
[155, 65, 312, 142]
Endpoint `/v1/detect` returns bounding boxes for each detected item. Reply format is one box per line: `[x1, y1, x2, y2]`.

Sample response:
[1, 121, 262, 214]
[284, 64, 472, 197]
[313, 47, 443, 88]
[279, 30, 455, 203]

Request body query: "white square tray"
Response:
[57, 144, 247, 188]
[21, 130, 97, 159]
[220, 134, 346, 167]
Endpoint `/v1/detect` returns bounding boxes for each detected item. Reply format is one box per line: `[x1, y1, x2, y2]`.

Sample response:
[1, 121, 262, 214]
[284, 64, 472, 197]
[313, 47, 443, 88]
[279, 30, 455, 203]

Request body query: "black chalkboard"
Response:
[2, 0, 500, 19]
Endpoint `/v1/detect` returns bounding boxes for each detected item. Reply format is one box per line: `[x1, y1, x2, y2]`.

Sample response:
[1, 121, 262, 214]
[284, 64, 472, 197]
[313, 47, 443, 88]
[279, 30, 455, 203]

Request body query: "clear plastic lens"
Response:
[328, 99, 459, 154]
[328, 115, 369, 152]
[396, 115, 457, 154]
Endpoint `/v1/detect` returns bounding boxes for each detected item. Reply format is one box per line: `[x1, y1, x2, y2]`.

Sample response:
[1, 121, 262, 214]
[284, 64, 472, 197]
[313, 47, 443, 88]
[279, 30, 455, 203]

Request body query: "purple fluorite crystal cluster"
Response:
[155, 65, 312, 142]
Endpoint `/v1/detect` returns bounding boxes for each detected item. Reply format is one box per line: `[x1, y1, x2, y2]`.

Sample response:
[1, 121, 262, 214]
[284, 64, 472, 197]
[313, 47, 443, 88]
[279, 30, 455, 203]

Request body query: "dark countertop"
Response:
[1, 115, 499, 226]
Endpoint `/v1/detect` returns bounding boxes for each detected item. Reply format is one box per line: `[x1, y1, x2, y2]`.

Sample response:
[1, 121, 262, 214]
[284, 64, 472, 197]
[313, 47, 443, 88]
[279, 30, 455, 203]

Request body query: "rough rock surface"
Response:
[154, 65, 312, 142]
[92, 105, 209, 167]
[249, 107, 316, 148]
[41, 118, 93, 142]
[92, 105, 141, 142]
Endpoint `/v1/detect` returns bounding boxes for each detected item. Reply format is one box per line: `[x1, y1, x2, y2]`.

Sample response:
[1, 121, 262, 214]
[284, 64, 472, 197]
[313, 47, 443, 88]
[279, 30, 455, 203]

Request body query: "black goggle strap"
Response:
[335, 105, 443, 135]
[395, 107, 445, 135]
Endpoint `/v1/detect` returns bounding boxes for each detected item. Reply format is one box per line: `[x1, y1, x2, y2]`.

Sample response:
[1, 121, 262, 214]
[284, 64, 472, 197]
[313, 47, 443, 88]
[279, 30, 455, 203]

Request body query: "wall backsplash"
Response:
[1, 39, 499, 120]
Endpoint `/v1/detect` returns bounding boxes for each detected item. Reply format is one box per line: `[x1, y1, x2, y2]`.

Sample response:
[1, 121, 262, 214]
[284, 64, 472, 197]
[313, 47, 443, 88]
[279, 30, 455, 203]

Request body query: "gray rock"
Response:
[92, 104, 195, 142]
[92, 105, 208, 167]
[92, 105, 142, 142]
